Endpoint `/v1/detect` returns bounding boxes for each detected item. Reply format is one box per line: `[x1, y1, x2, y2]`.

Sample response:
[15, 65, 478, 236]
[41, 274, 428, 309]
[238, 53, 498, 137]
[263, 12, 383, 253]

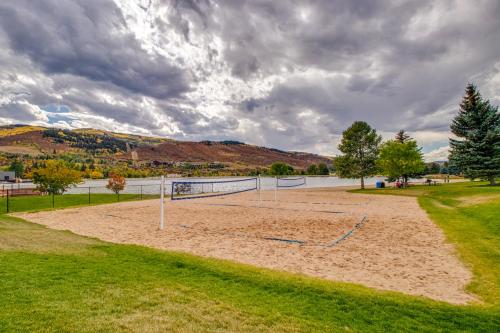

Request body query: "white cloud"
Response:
[424, 146, 450, 162]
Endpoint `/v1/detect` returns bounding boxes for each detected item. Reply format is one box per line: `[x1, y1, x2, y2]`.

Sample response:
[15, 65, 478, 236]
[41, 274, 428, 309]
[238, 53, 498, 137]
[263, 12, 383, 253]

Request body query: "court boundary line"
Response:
[191, 202, 346, 214]
[171, 214, 369, 248]
[325, 215, 368, 248]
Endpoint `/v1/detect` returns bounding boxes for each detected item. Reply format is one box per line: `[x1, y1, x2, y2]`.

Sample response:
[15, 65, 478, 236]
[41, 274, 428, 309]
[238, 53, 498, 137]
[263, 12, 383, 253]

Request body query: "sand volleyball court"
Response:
[15, 187, 474, 304]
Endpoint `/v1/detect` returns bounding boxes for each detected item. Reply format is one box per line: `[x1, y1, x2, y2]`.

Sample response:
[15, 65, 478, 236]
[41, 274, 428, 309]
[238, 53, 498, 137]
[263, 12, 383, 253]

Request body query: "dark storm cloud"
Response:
[0, 0, 499, 156]
[0, 0, 191, 99]
[207, 0, 500, 151]
[0, 102, 43, 122]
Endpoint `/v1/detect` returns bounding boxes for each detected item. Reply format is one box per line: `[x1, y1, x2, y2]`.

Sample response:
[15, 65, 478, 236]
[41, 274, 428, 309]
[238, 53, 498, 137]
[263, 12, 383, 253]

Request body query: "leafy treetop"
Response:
[32, 160, 82, 195]
[378, 137, 425, 183]
[106, 173, 126, 195]
[334, 121, 382, 189]
[269, 162, 294, 176]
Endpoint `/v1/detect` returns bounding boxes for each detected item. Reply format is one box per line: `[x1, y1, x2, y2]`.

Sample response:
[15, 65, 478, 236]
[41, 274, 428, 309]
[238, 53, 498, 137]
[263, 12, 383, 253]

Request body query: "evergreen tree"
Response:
[334, 121, 382, 189]
[449, 84, 500, 185]
[425, 162, 441, 175]
[395, 130, 410, 143]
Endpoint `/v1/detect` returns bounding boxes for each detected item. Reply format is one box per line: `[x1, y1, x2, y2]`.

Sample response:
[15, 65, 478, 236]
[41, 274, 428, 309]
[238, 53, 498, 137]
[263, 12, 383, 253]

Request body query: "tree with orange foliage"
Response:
[106, 173, 126, 201]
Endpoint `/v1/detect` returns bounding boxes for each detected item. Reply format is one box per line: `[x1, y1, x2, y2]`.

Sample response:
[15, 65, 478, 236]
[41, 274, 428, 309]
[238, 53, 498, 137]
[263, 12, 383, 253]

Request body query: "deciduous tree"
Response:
[334, 121, 382, 189]
[317, 163, 330, 175]
[9, 160, 24, 178]
[32, 160, 82, 194]
[378, 138, 425, 184]
[306, 164, 318, 175]
[269, 162, 294, 176]
[106, 173, 126, 200]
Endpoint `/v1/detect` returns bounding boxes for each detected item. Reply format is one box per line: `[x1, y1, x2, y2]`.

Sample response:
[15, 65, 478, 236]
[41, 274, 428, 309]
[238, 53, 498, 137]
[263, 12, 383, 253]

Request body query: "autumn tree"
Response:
[106, 173, 126, 201]
[32, 160, 82, 194]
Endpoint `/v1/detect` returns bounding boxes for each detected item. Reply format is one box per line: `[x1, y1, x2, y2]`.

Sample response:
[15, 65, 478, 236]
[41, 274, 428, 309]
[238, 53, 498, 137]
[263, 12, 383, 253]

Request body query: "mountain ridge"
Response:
[0, 124, 332, 170]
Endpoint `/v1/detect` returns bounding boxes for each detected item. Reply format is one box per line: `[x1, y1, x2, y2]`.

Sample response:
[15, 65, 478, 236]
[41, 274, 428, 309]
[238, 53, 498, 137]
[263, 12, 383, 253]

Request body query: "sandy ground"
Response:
[15, 187, 475, 304]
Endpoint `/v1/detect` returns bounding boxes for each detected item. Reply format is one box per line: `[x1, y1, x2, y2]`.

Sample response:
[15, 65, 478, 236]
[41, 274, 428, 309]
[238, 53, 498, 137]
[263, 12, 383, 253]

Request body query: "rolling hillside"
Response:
[0, 125, 331, 170]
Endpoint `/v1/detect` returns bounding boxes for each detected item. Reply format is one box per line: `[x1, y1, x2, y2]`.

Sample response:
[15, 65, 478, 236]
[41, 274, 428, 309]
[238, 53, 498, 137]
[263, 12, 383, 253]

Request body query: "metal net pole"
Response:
[159, 176, 165, 230]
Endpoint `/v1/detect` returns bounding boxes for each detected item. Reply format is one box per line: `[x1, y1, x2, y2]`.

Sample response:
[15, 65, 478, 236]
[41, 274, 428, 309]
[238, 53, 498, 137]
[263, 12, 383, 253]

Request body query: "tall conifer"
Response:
[449, 84, 500, 185]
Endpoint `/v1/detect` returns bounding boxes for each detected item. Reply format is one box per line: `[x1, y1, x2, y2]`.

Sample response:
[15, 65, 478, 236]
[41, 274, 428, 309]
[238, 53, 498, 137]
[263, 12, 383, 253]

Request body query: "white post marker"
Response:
[159, 175, 165, 230]
[274, 176, 278, 203]
[258, 175, 262, 206]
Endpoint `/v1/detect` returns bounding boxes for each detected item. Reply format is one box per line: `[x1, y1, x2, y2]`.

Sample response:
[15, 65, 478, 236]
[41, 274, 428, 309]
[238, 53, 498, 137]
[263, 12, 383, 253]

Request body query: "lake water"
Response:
[3, 176, 388, 195]
[67, 176, 388, 195]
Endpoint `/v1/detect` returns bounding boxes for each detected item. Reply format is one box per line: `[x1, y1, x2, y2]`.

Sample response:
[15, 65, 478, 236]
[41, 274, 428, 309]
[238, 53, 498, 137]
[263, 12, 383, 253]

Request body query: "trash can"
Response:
[376, 181, 385, 188]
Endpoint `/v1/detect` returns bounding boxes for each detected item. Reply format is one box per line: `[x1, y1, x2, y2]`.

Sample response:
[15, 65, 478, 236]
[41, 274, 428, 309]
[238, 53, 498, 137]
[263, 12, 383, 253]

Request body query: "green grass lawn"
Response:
[354, 181, 500, 307]
[0, 185, 499, 332]
[0, 193, 158, 214]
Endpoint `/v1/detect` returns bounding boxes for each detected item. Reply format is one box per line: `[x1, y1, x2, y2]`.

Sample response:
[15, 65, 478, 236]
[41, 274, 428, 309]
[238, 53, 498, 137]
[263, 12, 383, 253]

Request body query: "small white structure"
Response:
[0, 171, 15, 181]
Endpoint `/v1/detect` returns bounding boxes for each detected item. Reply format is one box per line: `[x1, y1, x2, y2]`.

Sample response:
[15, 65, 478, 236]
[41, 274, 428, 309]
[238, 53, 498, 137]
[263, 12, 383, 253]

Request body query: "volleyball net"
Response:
[276, 176, 306, 188]
[170, 177, 259, 200]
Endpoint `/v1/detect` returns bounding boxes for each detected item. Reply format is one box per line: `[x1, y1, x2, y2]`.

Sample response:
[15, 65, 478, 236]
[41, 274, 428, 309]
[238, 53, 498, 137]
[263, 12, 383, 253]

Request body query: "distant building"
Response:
[0, 171, 16, 181]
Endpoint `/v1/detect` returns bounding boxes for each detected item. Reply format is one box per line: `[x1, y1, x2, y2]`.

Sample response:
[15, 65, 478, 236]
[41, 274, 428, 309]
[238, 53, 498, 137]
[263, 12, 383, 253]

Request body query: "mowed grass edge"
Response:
[354, 181, 500, 307]
[0, 189, 498, 332]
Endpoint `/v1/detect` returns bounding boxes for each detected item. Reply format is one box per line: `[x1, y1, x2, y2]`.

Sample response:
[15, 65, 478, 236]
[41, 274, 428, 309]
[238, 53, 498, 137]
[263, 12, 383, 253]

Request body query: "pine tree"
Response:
[395, 130, 410, 143]
[449, 84, 500, 185]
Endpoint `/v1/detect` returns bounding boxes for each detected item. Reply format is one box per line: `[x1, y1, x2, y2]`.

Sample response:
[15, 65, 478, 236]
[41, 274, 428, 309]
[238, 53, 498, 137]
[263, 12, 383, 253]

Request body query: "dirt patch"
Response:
[457, 194, 500, 206]
[430, 199, 453, 210]
[0, 145, 41, 156]
[15, 188, 475, 304]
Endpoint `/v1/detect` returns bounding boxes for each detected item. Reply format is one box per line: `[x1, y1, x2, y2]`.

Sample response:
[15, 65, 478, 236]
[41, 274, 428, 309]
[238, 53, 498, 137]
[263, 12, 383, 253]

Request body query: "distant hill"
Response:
[0, 125, 331, 170]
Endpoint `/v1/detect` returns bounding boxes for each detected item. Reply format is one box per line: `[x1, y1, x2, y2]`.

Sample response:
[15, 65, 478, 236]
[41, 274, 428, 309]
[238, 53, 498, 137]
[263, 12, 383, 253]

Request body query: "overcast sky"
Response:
[1, 0, 499, 160]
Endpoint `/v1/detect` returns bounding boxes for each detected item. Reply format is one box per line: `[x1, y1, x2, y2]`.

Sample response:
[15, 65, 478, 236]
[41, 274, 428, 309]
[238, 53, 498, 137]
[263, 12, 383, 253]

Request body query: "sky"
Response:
[0, 0, 499, 161]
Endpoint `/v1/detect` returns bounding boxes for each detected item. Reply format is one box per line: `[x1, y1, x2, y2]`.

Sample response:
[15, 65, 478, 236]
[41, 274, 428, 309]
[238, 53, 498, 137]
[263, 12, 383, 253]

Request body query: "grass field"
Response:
[0, 193, 158, 214]
[0, 184, 499, 332]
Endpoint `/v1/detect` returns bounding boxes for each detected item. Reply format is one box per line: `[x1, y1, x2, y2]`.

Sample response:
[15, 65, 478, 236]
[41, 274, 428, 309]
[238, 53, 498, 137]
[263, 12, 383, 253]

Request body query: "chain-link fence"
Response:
[0, 184, 161, 214]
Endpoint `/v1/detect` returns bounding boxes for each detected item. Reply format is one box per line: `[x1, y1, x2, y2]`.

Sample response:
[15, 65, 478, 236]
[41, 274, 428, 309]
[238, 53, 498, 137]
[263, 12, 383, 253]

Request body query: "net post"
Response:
[274, 176, 277, 203]
[258, 175, 261, 206]
[159, 175, 165, 230]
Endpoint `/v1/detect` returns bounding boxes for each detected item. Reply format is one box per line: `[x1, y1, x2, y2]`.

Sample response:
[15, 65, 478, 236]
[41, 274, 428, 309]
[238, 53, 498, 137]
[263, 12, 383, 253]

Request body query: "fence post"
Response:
[140, 185, 143, 200]
[160, 176, 165, 230]
[52, 192, 55, 208]
[6, 189, 9, 213]
[88, 187, 91, 205]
